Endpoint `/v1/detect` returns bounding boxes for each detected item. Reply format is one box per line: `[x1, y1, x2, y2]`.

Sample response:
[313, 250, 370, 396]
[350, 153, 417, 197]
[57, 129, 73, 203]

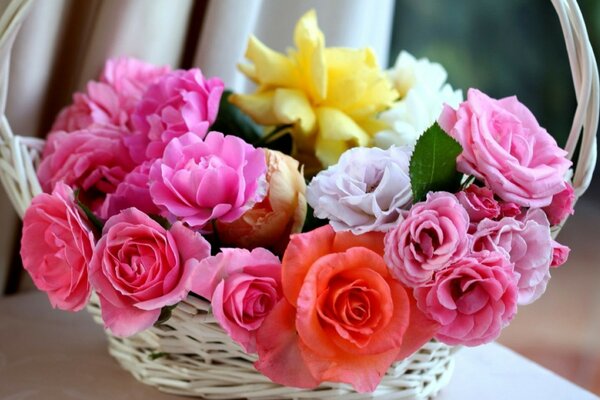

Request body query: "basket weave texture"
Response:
[0, 0, 598, 399]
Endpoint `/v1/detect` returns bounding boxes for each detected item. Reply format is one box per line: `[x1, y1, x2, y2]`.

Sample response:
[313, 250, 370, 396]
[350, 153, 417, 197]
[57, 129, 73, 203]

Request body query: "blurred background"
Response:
[0, 0, 598, 394]
[391, 0, 600, 394]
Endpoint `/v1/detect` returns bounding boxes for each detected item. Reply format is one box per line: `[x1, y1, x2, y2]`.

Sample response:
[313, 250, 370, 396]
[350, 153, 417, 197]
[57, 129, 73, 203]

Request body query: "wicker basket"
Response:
[1, 0, 598, 399]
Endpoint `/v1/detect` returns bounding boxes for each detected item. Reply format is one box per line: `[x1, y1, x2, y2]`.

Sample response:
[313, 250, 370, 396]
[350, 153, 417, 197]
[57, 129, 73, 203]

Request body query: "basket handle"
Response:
[0, 0, 597, 218]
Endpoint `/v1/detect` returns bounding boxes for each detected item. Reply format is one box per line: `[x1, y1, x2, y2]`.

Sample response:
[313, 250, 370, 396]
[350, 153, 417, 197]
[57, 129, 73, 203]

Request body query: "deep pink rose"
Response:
[384, 192, 470, 287]
[551, 240, 570, 268]
[472, 209, 553, 305]
[128, 68, 224, 162]
[498, 201, 522, 218]
[439, 89, 571, 207]
[89, 208, 211, 337]
[149, 131, 267, 230]
[38, 127, 136, 204]
[99, 161, 160, 219]
[414, 250, 518, 346]
[52, 57, 169, 133]
[543, 183, 575, 225]
[192, 248, 282, 353]
[456, 185, 500, 224]
[20, 182, 94, 311]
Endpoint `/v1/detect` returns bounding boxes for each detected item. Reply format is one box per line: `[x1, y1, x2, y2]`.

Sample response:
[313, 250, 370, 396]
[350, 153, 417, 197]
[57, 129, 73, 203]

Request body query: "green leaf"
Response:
[154, 304, 178, 327]
[409, 122, 464, 202]
[73, 189, 104, 233]
[210, 90, 262, 143]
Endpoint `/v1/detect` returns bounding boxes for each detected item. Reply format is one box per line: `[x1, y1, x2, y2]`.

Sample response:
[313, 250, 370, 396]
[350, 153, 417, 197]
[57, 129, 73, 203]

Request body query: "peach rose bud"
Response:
[218, 149, 307, 254]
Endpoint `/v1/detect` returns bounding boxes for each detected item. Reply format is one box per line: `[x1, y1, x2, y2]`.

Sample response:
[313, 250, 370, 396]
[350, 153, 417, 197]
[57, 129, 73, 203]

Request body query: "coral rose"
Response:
[149, 131, 267, 230]
[254, 225, 439, 393]
[192, 248, 282, 353]
[38, 127, 136, 206]
[307, 146, 412, 235]
[414, 250, 518, 346]
[89, 208, 211, 336]
[128, 68, 224, 162]
[20, 182, 94, 311]
[217, 149, 306, 254]
[384, 192, 470, 287]
[439, 89, 571, 207]
[472, 209, 553, 305]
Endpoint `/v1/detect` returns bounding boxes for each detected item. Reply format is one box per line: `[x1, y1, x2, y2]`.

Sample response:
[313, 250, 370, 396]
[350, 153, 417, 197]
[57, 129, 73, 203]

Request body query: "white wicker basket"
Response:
[1, 0, 598, 399]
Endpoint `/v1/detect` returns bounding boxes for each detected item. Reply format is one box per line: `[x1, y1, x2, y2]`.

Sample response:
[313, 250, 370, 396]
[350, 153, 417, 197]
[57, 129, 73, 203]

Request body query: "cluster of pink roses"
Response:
[20, 56, 575, 394]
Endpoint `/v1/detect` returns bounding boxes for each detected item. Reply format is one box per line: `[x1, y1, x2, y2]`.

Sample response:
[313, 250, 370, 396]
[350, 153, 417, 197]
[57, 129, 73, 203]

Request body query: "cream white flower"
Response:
[375, 51, 463, 149]
[306, 146, 412, 234]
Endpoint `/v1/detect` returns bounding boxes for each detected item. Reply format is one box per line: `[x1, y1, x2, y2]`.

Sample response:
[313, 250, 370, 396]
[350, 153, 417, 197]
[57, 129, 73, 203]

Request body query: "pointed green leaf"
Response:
[409, 122, 464, 202]
[210, 90, 262, 143]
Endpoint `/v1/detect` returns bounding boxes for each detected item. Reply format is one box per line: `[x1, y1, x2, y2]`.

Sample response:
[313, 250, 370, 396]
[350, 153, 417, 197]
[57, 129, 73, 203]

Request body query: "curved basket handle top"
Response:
[0, 0, 597, 224]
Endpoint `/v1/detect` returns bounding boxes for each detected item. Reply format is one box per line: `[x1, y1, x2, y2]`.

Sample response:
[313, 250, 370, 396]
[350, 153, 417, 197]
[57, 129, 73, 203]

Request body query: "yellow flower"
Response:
[231, 10, 397, 170]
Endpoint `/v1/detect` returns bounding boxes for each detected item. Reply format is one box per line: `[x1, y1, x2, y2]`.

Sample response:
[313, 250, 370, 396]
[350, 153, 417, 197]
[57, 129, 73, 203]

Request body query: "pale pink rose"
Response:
[414, 250, 518, 346]
[89, 208, 211, 337]
[99, 161, 159, 219]
[472, 209, 553, 305]
[543, 183, 575, 225]
[456, 185, 500, 223]
[128, 68, 224, 162]
[149, 131, 267, 230]
[99, 56, 171, 115]
[551, 240, 570, 268]
[38, 127, 136, 205]
[20, 182, 94, 311]
[439, 89, 571, 207]
[53, 57, 169, 133]
[192, 248, 282, 353]
[384, 192, 470, 287]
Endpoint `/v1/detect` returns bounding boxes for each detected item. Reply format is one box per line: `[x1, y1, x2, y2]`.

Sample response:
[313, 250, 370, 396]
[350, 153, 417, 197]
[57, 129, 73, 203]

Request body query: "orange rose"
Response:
[217, 149, 306, 253]
[254, 225, 439, 392]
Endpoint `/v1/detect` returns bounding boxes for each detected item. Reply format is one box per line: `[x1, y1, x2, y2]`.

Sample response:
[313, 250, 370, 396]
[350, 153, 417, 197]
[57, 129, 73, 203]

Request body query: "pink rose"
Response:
[52, 57, 169, 133]
[128, 68, 224, 162]
[52, 83, 129, 132]
[38, 127, 136, 204]
[384, 192, 470, 287]
[192, 248, 282, 353]
[472, 209, 553, 305]
[99, 57, 171, 115]
[439, 89, 571, 207]
[89, 208, 211, 337]
[551, 240, 570, 268]
[149, 131, 267, 230]
[543, 183, 575, 225]
[456, 185, 500, 223]
[20, 182, 94, 311]
[414, 250, 518, 346]
[99, 162, 160, 219]
[498, 201, 522, 218]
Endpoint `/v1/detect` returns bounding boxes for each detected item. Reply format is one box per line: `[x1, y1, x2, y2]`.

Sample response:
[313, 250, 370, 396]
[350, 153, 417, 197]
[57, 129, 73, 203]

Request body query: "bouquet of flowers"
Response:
[20, 10, 575, 394]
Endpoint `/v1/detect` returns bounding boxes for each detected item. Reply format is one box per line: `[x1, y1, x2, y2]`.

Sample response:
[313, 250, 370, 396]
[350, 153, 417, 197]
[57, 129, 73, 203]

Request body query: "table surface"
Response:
[0, 292, 597, 400]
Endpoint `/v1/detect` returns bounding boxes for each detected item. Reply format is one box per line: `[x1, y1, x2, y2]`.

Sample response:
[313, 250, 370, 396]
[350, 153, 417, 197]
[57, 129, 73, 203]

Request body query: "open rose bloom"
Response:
[19, 10, 583, 395]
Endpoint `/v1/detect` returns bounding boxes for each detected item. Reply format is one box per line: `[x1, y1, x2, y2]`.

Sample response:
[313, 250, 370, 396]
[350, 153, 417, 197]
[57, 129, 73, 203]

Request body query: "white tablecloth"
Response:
[0, 292, 597, 399]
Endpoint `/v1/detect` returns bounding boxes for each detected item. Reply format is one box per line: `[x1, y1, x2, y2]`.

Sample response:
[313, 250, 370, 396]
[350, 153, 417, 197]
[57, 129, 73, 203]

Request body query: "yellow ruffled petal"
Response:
[315, 107, 371, 166]
[273, 88, 316, 135]
[229, 92, 280, 126]
[245, 35, 300, 87]
[293, 10, 327, 102]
